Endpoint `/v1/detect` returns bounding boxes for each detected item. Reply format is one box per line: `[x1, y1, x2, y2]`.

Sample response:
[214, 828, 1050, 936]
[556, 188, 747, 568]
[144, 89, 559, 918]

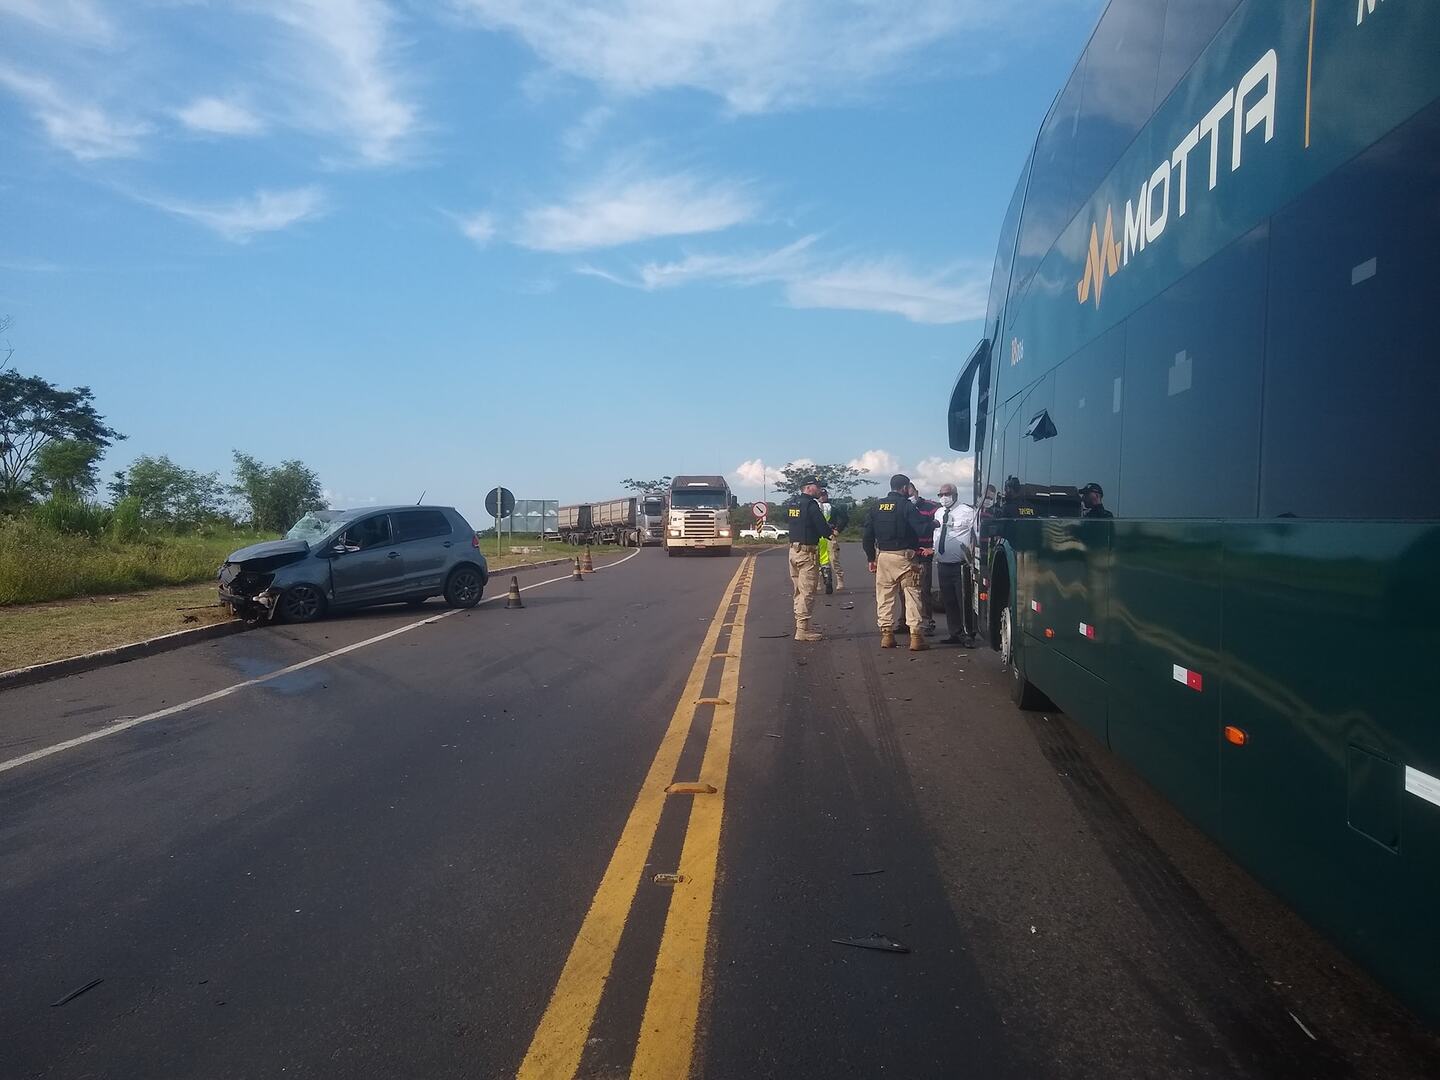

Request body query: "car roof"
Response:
[335, 504, 457, 516]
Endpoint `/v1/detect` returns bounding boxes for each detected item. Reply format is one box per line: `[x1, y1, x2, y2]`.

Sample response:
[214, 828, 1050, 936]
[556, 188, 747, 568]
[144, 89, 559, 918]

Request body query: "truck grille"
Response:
[681, 513, 717, 538]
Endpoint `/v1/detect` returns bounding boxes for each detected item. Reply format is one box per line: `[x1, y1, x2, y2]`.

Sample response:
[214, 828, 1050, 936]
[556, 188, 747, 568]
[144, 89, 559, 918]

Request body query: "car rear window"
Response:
[393, 509, 451, 542]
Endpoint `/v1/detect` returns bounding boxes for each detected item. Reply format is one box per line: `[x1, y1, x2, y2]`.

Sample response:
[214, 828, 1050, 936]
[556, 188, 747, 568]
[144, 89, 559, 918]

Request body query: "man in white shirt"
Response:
[932, 482, 979, 647]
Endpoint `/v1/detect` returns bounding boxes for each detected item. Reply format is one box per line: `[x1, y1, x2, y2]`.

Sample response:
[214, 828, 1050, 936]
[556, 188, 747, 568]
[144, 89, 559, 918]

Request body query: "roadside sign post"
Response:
[486, 486, 516, 559]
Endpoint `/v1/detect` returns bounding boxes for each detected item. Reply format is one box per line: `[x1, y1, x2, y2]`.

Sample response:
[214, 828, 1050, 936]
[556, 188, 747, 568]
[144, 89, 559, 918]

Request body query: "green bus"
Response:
[949, 0, 1439, 1021]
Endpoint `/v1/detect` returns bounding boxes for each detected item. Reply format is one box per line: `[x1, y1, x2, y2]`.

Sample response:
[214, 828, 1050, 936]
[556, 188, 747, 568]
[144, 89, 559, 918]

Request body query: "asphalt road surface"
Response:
[2, 548, 1437, 1079]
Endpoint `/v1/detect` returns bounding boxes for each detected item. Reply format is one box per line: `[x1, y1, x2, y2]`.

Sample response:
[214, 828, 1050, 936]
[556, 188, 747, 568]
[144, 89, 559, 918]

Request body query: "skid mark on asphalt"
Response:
[0, 551, 642, 777]
[518, 556, 756, 1080]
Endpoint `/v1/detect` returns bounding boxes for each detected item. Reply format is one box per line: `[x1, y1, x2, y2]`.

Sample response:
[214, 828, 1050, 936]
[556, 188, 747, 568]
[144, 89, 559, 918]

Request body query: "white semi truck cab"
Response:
[665, 476, 734, 556]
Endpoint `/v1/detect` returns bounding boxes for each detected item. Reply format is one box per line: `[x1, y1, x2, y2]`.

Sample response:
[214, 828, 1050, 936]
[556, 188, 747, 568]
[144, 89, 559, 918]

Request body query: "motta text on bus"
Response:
[1077, 49, 1277, 308]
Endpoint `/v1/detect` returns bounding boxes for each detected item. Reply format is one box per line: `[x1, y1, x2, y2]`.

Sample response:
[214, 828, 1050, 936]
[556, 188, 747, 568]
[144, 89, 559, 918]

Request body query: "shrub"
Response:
[30, 497, 113, 539]
[110, 496, 143, 542]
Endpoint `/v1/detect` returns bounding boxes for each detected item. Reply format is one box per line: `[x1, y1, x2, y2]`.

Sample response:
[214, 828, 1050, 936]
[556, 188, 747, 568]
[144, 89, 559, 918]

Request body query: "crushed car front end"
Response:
[217, 540, 317, 622]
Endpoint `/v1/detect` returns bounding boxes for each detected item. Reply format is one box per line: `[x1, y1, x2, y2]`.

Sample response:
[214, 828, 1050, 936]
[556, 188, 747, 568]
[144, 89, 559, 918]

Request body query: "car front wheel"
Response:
[444, 566, 484, 608]
[279, 583, 327, 623]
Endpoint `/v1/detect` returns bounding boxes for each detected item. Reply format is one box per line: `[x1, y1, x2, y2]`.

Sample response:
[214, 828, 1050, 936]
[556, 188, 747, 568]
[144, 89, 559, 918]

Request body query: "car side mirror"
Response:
[330, 543, 348, 556]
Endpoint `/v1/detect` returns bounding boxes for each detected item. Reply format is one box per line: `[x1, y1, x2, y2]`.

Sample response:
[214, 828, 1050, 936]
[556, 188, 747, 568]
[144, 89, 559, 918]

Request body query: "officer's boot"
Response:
[909, 629, 929, 652]
[795, 618, 823, 642]
[880, 628, 896, 649]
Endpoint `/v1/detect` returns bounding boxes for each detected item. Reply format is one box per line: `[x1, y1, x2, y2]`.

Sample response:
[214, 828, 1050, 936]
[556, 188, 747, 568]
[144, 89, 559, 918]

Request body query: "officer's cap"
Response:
[800, 475, 821, 487]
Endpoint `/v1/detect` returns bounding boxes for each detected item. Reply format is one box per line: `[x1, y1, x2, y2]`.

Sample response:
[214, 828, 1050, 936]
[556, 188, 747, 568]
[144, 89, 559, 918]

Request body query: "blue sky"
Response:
[0, 0, 1102, 527]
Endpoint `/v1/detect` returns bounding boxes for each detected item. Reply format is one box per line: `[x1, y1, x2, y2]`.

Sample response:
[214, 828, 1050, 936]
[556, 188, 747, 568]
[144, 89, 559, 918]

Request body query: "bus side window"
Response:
[1119, 224, 1267, 519]
[1259, 99, 1440, 521]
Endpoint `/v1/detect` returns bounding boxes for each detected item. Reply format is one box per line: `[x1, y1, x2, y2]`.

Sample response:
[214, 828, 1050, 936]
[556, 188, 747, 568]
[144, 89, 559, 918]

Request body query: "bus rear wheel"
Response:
[999, 598, 1051, 711]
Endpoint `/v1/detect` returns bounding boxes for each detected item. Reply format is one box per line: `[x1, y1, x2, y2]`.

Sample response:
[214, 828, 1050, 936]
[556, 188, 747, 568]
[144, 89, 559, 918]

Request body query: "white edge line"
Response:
[0, 549, 642, 776]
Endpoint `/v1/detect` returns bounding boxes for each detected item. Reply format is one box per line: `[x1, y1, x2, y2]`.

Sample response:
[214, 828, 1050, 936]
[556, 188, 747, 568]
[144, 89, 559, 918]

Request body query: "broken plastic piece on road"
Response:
[653, 873, 686, 885]
[850, 869, 885, 877]
[51, 978, 104, 1007]
[665, 782, 717, 795]
[832, 934, 909, 954]
[764, 733, 783, 739]
[758, 632, 791, 639]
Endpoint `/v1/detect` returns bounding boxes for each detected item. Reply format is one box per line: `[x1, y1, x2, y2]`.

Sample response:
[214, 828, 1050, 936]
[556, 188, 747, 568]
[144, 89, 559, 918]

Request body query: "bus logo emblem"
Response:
[1076, 205, 1122, 308]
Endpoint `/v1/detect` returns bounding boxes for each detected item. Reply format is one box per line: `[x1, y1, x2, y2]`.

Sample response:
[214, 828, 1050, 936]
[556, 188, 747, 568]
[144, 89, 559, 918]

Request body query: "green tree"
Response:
[0, 368, 123, 507]
[771, 462, 869, 499]
[33, 439, 103, 499]
[231, 451, 326, 532]
[122, 455, 226, 528]
[620, 476, 671, 493]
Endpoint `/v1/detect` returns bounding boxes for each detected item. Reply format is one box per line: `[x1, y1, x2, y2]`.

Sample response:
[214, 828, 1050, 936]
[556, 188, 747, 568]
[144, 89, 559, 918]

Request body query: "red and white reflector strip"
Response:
[1172, 664, 1203, 691]
[1030, 599, 1042, 613]
[1079, 622, 1096, 639]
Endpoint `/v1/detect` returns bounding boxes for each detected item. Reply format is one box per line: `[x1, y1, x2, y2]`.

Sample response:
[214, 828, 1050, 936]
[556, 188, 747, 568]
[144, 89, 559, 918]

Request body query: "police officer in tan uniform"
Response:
[782, 476, 831, 641]
[862, 473, 932, 651]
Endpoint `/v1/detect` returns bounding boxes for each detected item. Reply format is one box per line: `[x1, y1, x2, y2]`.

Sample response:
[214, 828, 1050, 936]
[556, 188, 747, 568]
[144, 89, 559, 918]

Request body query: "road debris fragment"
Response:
[50, 978, 103, 1007]
[850, 869, 885, 877]
[832, 934, 909, 954]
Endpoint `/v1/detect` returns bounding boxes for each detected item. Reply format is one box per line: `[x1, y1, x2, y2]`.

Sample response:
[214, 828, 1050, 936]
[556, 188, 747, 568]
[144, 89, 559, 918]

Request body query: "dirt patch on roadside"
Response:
[1, 584, 234, 672]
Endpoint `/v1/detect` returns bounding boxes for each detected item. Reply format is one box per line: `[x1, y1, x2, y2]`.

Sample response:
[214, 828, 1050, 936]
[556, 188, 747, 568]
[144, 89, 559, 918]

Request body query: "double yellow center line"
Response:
[518, 556, 756, 1080]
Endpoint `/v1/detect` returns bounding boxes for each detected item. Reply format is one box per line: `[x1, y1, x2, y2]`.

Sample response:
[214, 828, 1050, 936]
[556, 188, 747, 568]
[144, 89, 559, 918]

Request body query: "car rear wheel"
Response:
[444, 566, 484, 608]
[279, 583, 327, 624]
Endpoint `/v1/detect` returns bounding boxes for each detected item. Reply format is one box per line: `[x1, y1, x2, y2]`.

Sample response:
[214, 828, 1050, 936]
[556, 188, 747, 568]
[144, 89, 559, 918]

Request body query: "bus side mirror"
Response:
[949, 337, 990, 451]
[730, 495, 739, 509]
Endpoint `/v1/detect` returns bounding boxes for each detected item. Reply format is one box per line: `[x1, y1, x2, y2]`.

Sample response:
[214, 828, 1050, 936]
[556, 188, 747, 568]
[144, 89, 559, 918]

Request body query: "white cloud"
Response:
[909, 455, 975, 495]
[785, 258, 987, 325]
[455, 0, 993, 113]
[258, 0, 418, 165]
[582, 238, 987, 326]
[560, 104, 614, 156]
[176, 96, 267, 136]
[145, 186, 327, 242]
[732, 458, 787, 488]
[590, 234, 816, 290]
[517, 167, 756, 252]
[0, 0, 114, 44]
[848, 449, 898, 477]
[0, 65, 150, 160]
[451, 210, 497, 246]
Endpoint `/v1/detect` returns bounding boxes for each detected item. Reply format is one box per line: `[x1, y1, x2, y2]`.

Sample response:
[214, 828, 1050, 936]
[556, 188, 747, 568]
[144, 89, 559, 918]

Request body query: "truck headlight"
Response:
[670, 528, 682, 537]
[718, 528, 731, 536]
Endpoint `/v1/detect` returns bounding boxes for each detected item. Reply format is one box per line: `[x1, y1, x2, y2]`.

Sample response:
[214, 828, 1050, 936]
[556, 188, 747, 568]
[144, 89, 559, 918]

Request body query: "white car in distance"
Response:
[739, 523, 789, 541]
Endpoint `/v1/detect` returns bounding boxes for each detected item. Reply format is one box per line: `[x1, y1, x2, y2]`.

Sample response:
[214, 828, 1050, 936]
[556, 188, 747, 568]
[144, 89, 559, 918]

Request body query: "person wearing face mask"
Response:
[932, 483, 979, 646]
[904, 482, 941, 637]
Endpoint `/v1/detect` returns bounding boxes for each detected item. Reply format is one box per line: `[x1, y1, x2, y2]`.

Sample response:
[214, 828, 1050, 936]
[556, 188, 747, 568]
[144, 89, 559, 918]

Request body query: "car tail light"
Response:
[472, 533, 481, 548]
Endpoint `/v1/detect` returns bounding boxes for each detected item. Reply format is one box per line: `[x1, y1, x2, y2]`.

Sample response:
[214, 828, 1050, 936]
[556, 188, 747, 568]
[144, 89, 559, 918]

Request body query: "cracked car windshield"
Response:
[284, 512, 348, 544]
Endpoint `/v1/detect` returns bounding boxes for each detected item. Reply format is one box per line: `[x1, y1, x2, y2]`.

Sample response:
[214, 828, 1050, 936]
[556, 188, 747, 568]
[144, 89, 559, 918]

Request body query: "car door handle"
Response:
[442, 541, 452, 548]
[387, 551, 400, 559]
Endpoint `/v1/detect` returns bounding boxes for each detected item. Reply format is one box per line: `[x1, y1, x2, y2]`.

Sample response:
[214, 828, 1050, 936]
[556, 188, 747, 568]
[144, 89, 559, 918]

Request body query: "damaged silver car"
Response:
[218, 506, 488, 623]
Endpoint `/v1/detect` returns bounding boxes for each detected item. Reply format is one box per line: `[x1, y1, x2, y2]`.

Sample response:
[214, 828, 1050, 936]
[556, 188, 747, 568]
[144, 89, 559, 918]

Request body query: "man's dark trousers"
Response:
[937, 560, 975, 639]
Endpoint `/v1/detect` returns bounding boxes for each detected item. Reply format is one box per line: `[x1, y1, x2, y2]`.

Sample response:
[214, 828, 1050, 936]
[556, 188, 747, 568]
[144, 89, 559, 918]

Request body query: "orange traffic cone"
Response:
[582, 546, 595, 573]
[504, 575, 524, 609]
[572, 557, 584, 581]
